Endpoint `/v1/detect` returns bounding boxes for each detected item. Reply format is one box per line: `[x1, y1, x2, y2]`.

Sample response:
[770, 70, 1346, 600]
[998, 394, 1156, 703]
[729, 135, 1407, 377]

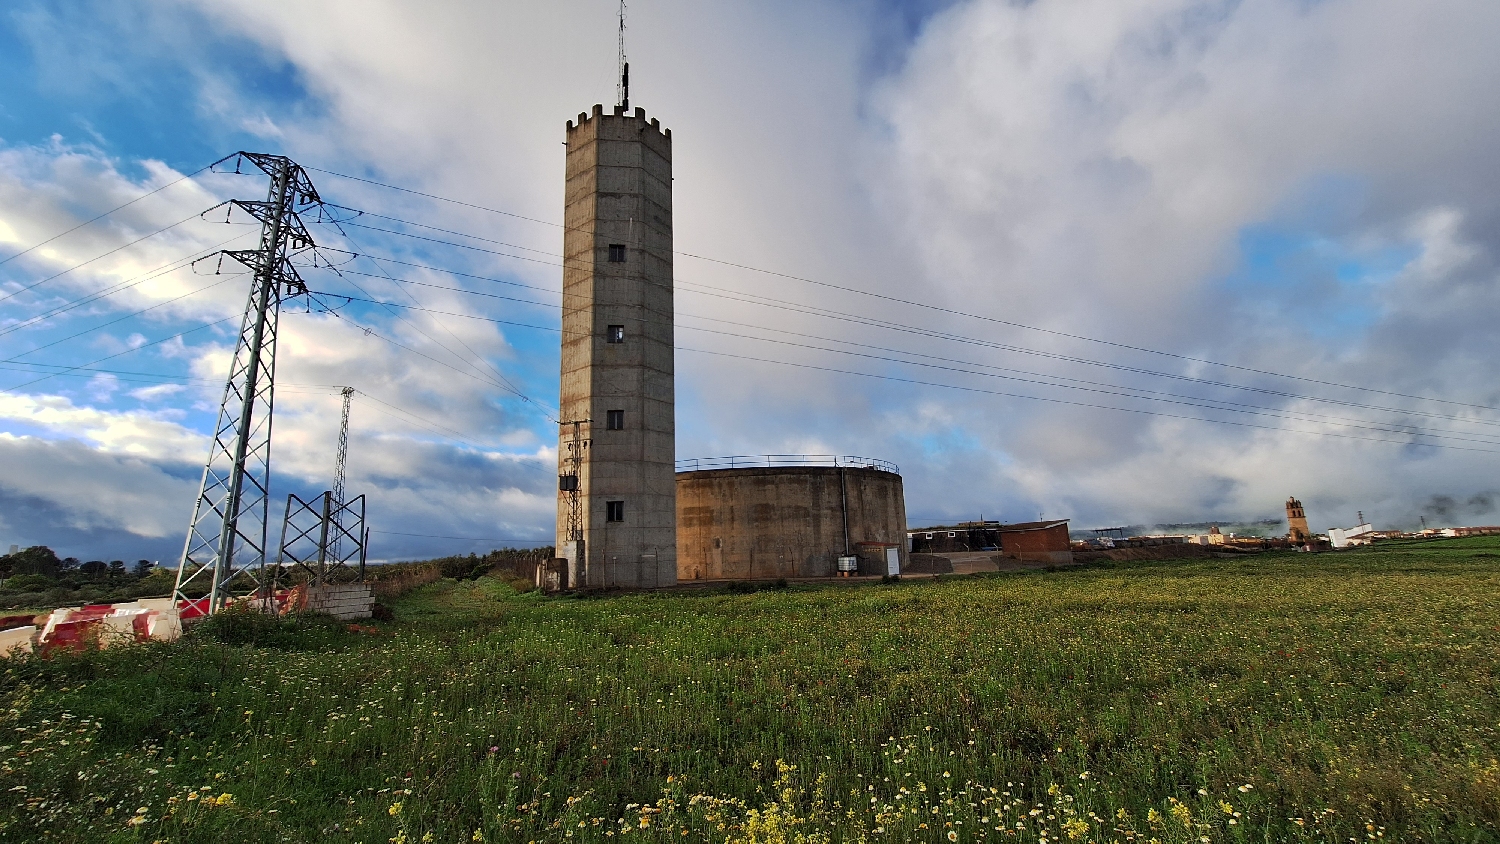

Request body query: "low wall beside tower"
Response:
[676, 460, 908, 581]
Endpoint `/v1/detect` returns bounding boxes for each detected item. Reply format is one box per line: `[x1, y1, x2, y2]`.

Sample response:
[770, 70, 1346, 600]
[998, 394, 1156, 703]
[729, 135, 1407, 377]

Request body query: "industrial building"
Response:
[908, 519, 1073, 565]
[675, 456, 907, 580]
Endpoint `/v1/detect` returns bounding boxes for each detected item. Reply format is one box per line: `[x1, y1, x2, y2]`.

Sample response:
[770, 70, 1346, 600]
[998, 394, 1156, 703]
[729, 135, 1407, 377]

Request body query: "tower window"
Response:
[606, 324, 625, 343]
[607, 244, 627, 262]
[606, 500, 625, 522]
[606, 409, 624, 430]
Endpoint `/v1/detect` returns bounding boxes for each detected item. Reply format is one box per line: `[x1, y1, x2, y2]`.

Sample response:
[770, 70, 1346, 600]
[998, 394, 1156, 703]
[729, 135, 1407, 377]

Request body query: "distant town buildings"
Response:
[1327, 522, 1374, 549]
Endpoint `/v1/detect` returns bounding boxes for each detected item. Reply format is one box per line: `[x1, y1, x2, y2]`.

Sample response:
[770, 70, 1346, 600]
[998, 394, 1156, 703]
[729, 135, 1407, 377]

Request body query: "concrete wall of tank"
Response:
[676, 467, 908, 580]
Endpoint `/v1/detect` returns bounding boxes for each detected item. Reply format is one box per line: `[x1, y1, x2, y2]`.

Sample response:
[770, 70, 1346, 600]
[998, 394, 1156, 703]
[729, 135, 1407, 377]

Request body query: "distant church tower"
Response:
[554, 101, 676, 588]
[1286, 497, 1310, 543]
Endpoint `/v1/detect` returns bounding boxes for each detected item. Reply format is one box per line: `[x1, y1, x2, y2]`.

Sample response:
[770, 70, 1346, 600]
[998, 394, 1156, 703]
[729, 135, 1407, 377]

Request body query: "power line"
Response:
[333, 229, 555, 420]
[0, 315, 238, 395]
[12, 169, 1484, 458]
[1, 273, 243, 365]
[323, 213, 1500, 425]
[678, 345, 1500, 455]
[0, 211, 208, 305]
[350, 391, 495, 447]
[346, 260, 1500, 434]
[0, 363, 345, 399]
[313, 281, 1500, 448]
[311, 297, 555, 425]
[370, 529, 551, 544]
[303, 173, 1493, 412]
[0, 232, 255, 340]
[0, 162, 213, 267]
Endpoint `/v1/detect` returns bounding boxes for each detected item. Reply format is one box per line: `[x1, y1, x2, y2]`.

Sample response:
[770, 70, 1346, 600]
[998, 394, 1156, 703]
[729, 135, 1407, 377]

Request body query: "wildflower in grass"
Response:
[1169, 801, 1192, 827]
[216, 793, 233, 806]
[1219, 801, 1234, 815]
[1147, 808, 1163, 826]
[389, 801, 403, 817]
[1064, 818, 1090, 840]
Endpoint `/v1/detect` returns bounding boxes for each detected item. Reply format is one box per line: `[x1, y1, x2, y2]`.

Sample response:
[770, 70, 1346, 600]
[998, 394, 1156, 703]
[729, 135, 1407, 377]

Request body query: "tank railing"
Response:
[675, 454, 898, 474]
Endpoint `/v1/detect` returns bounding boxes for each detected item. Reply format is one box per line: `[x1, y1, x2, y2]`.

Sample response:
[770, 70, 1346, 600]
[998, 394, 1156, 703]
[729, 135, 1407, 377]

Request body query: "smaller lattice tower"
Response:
[1286, 497, 1311, 543]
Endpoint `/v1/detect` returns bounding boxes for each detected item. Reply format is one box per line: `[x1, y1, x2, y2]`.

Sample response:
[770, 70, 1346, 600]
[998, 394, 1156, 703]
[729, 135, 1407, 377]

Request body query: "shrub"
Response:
[2, 574, 55, 592]
[189, 604, 350, 650]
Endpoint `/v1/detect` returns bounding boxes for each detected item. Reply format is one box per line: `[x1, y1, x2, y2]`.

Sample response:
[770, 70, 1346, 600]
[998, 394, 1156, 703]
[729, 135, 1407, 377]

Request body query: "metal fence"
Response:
[674, 454, 898, 474]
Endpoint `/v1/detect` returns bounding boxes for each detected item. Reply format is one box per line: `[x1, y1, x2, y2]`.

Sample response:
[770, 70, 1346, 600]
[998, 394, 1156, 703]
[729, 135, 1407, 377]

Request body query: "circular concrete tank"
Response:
[675, 462, 908, 581]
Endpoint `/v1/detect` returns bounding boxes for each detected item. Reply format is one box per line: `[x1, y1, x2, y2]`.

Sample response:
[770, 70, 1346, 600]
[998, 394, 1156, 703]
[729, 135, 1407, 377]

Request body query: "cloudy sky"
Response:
[2, 0, 1499, 562]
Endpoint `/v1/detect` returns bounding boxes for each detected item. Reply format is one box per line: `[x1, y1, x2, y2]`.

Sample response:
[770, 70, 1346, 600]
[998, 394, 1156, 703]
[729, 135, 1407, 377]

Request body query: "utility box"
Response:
[855, 542, 902, 577]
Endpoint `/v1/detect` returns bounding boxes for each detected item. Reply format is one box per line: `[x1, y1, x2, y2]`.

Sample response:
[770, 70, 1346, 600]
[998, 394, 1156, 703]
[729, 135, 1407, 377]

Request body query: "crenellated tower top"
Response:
[567, 104, 671, 140]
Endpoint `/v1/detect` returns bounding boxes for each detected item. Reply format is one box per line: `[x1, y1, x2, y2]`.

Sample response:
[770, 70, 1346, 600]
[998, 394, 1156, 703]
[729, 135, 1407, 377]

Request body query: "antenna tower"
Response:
[616, 0, 629, 110]
[174, 152, 321, 614]
[330, 386, 354, 559]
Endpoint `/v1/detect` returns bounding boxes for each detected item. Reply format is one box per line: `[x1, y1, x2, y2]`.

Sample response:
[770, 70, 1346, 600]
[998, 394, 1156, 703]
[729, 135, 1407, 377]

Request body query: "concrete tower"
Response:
[1286, 497, 1310, 543]
[555, 103, 676, 588]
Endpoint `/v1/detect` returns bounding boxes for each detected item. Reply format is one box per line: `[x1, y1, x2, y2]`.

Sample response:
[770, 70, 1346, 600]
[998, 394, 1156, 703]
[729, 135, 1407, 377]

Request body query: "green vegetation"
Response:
[3, 539, 1500, 842]
[0, 547, 173, 611]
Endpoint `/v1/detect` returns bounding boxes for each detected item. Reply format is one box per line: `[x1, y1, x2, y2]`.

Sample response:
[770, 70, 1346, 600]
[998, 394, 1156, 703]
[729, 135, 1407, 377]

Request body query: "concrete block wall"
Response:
[304, 583, 375, 620]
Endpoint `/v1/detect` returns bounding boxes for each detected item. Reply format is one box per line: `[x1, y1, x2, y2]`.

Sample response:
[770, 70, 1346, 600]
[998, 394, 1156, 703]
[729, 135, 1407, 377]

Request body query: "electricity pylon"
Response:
[174, 152, 322, 614]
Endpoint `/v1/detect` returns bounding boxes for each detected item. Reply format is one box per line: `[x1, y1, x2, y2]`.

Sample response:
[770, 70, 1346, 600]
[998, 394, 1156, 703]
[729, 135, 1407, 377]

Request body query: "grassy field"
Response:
[3, 539, 1500, 843]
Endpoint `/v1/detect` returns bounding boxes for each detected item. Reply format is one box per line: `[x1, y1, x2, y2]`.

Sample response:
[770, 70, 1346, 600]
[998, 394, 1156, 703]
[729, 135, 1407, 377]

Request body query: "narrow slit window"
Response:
[606, 409, 624, 430]
[607, 244, 627, 262]
[606, 324, 625, 344]
[606, 500, 625, 522]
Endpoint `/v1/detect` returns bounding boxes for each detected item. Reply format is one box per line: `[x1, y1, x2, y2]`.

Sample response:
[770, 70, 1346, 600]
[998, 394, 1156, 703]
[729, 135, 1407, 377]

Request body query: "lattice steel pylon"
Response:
[330, 386, 354, 561]
[174, 152, 322, 613]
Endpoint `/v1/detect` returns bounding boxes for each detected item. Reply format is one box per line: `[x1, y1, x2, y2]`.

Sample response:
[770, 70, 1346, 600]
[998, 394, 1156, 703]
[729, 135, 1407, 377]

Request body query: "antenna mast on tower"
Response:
[616, 0, 629, 111]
